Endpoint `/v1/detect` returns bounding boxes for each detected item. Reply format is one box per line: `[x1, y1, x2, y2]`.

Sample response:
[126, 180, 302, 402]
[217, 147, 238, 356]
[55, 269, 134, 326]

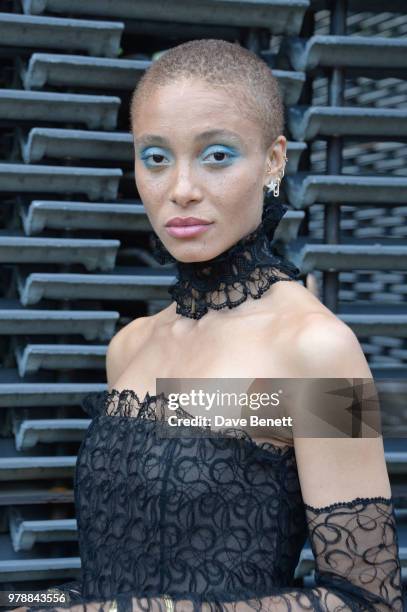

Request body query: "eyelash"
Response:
[140, 148, 235, 167]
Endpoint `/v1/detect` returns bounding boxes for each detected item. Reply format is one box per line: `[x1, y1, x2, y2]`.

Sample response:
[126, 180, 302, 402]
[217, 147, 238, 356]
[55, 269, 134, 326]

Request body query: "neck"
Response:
[151, 200, 300, 320]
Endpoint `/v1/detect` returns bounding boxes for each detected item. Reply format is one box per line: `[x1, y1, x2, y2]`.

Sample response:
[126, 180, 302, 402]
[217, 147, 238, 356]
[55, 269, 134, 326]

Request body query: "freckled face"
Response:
[132, 77, 278, 263]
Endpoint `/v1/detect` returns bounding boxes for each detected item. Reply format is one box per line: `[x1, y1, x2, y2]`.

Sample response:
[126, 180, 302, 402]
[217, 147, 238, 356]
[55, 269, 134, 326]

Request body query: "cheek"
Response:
[134, 176, 165, 232]
[218, 166, 264, 226]
[219, 163, 261, 199]
[134, 160, 144, 194]
[135, 164, 166, 203]
[202, 162, 252, 192]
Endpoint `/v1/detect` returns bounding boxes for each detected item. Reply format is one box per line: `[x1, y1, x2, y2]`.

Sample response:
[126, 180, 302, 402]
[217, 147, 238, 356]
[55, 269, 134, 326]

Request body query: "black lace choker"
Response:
[151, 200, 301, 319]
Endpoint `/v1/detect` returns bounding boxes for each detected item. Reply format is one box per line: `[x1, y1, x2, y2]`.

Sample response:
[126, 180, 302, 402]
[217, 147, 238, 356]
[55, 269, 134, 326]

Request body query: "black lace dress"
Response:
[24, 389, 403, 612]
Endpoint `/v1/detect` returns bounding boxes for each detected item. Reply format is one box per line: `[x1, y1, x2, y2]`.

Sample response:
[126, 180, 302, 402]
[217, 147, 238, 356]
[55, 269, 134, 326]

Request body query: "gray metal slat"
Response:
[0, 383, 108, 408]
[10, 515, 78, 551]
[281, 35, 407, 73]
[17, 271, 175, 305]
[0, 236, 120, 271]
[22, 201, 150, 234]
[0, 163, 122, 201]
[288, 106, 407, 141]
[0, 89, 120, 130]
[285, 174, 407, 208]
[287, 243, 407, 273]
[22, 0, 310, 35]
[0, 309, 118, 340]
[0, 12, 123, 56]
[14, 419, 91, 450]
[16, 343, 107, 375]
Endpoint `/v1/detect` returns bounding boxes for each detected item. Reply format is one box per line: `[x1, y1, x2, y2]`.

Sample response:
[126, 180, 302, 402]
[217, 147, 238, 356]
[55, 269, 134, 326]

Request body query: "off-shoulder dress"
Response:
[24, 388, 403, 612]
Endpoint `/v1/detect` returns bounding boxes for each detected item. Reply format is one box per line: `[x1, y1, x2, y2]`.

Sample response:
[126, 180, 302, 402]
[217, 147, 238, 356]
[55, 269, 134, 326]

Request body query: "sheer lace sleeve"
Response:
[299, 496, 404, 612]
[23, 496, 403, 612]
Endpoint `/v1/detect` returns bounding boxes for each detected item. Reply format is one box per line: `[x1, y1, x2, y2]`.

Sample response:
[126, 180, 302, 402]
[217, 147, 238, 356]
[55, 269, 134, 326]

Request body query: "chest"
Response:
[111, 317, 296, 447]
[114, 317, 293, 395]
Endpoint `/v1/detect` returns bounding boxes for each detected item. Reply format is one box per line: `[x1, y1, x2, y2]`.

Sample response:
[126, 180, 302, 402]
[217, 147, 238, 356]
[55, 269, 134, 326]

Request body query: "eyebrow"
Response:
[134, 129, 243, 148]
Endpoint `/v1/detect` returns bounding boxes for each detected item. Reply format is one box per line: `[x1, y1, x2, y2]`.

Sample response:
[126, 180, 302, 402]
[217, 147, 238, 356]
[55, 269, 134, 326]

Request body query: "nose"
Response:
[169, 162, 202, 206]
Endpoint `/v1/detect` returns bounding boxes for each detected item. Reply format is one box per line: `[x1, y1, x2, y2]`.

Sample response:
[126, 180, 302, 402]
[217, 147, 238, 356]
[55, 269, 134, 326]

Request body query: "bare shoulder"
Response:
[269, 281, 372, 378]
[105, 312, 157, 389]
[293, 310, 372, 379]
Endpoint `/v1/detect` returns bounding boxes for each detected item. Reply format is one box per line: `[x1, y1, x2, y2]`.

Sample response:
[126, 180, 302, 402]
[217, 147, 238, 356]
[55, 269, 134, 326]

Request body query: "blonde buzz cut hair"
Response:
[130, 38, 284, 152]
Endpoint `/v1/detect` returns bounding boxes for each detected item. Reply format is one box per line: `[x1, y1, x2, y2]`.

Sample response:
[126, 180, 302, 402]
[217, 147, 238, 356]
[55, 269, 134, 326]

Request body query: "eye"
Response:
[205, 151, 230, 162]
[202, 146, 238, 165]
[140, 148, 170, 167]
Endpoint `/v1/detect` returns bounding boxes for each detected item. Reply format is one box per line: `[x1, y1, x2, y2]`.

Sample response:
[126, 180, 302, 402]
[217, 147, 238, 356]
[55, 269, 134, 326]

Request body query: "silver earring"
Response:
[266, 176, 281, 197]
[265, 156, 287, 197]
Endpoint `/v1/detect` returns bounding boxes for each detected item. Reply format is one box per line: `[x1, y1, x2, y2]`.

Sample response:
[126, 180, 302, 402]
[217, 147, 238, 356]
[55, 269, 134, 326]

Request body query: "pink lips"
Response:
[165, 216, 213, 238]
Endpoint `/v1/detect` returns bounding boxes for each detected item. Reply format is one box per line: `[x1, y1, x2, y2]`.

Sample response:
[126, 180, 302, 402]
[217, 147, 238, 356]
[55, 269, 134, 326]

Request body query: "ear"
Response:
[263, 135, 287, 185]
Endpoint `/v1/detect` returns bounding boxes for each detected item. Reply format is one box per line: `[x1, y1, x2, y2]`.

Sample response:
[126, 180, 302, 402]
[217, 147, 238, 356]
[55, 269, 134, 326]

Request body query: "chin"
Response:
[174, 246, 219, 264]
[175, 253, 211, 264]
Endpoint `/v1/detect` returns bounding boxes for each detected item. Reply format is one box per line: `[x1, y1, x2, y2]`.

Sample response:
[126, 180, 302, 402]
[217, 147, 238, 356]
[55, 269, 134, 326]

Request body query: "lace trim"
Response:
[303, 495, 395, 514]
[81, 388, 295, 458]
[151, 200, 301, 320]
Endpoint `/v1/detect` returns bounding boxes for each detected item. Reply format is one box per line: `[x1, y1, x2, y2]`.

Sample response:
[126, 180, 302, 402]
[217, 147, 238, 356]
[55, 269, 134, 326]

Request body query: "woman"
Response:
[20, 39, 403, 612]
